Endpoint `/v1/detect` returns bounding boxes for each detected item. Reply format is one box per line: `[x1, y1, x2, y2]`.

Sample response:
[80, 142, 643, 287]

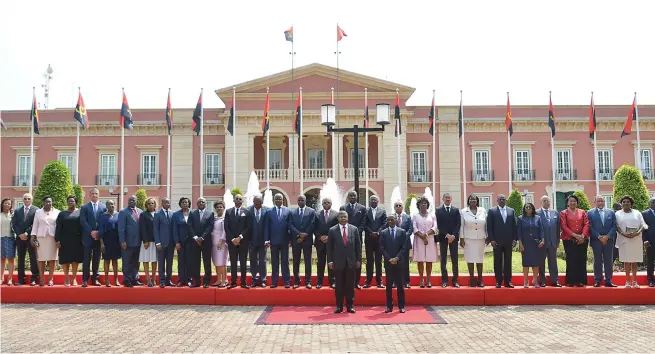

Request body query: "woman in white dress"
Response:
[615, 195, 648, 288]
[459, 194, 488, 288]
[138, 198, 158, 287]
[30, 196, 60, 287]
[412, 196, 438, 288]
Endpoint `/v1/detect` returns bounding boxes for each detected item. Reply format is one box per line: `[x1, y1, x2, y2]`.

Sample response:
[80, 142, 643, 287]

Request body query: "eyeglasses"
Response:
[235, 198, 242, 201]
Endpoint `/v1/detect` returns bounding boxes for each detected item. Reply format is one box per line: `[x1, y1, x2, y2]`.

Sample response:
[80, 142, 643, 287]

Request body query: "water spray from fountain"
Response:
[318, 177, 343, 211]
[223, 189, 235, 211]
[389, 186, 403, 214]
[244, 171, 263, 207]
[262, 189, 274, 208]
[423, 187, 436, 215]
[409, 197, 419, 216]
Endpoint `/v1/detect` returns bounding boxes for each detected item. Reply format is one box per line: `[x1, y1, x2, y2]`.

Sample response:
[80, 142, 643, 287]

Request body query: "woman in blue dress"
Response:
[99, 200, 121, 287]
[517, 202, 545, 288]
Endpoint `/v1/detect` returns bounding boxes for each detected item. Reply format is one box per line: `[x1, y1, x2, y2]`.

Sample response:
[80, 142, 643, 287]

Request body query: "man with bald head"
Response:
[314, 197, 339, 288]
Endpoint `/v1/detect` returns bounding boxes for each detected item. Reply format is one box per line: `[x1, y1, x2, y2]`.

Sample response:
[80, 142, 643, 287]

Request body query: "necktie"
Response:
[165, 210, 169, 219]
[132, 208, 139, 220]
[24, 207, 28, 218]
[501, 208, 506, 222]
[256, 209, 260, 222]
[277, 207, 281, 220]
[398, 214, 402, 225]
[342, 225, 348, 246]
[446, 206, 450, 213]
[200, 210, 204, 219]
[372, 208, 376, 219]
[599, 209, 604, 226]
[324, 211, 329, 222]
[235, 208, 238, 217]
[544, 209, 549, 219]
[391, 227, 395, 240]
[93, 203, 97, 215]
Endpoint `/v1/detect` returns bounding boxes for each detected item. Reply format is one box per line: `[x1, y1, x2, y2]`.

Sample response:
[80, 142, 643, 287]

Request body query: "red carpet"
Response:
[256, 306, 446, 325]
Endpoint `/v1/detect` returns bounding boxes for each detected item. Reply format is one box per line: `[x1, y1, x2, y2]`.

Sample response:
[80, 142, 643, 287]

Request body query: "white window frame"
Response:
[16, 154, 31, 186]
[523, 192, 535, 206]
[98, 154, 117, 186]
[58, 153, 76, 183]
[596, 149, 613, 180]
[410, 150, 428, 182]
[473, 149, 491, 181]
[13, 199, 25, 210]
[476, 193, 493, 210]
[204, 153, 222, 185]
[350, 148, 365, 169]
[636, 148, 653, 179]
[514, 150, 532, 180]
[269, 149, 282, 170]
[556, 148, 573, 180]
[141, 154, 158, 185]
[307, 149, 324, 170]
[602, 195, 613, 207]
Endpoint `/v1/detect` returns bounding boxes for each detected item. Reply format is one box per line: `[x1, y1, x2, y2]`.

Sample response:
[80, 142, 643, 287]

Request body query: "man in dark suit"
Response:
[225, 194, 250, 289]
[380, 215, 407, 313]
[290, 195, 316, 288]
[190, 197, 213, 288]
[314, 197, 339, 289]
[391, 201, 413, 288]
[248, 196, 269, 287]
[328, 211, 361, 314]
[486, 194, 516, 288]
[642, 197, 655, 287]
[435, 193, 461, 288]
[536, 195, 562, 287]
[12, 193, 39, 286]
[340, 191, 366, 288]
[265, 193, 292, 288]
[363, 195, 386, 288]
[154, 197, 175, 287]
[588, 195, 617, 287]
[79, 188, 107, 287]
[118, 196, 142, 287]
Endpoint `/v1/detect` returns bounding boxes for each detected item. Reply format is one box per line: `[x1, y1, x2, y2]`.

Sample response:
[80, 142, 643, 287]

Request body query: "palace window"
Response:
[596, 149, 613, 180]
[556, 149, 573, 180]
[204, 153, 223, 184]
[410, 151, 428, 182]
[99, 154, 117, 186]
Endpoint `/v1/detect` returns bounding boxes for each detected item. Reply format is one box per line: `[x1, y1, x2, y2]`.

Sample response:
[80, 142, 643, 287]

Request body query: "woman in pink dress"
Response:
[412, 196, 438, 288]
[208, 200, 228, 287]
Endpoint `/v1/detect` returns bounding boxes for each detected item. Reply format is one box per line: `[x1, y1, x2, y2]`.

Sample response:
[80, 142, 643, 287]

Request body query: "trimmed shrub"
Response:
[507, 189, 524, 214]
[613, 164, 650, 211]
[72, 184, 84, 205]
[34, 161, 73, 210]
[572, 190, 592, 211]
[135, 189, 148, 210]
[231, 187, 243, 197]
[405, 193, 418, 215]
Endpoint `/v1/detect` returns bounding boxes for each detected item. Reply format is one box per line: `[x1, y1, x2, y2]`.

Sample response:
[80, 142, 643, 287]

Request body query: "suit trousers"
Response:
[334, 266, 355, 309]
[185, 238, 202, 285]
[157, 244, 175, 284]
[228, 242, 249, 285]
[201, 244, 213, 286]
[355, 232, 364, 285]
[82, 239, 101, 282]
[438, 235, 459, 284]
[646, 245, 654, 283]
[270, 244, 290, 286]
[539, 245, 559, 285]
[563, 239, 588, 285]
[493, 242, 513, 284]
[385, 262, 405, 309]
[365, 239, 383, 285]
[315, 243, 334, 286]
[16, 238, 39, 282]
[177, 241, 187, 284]
[292, 241, 313, 285]
[249, 244, 267, 284]
[121, 246, 140, 284]
[591, 238, 614, 284]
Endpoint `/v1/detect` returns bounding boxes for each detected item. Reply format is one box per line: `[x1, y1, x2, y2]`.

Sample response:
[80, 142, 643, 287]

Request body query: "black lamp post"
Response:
[321, 101, 390, 201]
[108, 186, 128, 208]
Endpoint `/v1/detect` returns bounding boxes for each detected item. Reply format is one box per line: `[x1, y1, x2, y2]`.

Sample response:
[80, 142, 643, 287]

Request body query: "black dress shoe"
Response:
[306, 284, 312, 289]
[540, 283, 546, 288]
[362, 284, 370, 289]
[260, 283, 267, 288]
[30, 280, 37, 286]
[334, 308, 343, 314]
[124, 283, 134, 288]
[176, 283, 185, 287]
[347, 308, 356, 314]
[495, 283, 502, 288]
[293, 284, 299, 289]
[442, 283, 448, 288]
[271, 284, 278, 288]
[377, 284, 385, 289]
[404, 284, 410, 289]
[284, 284, 290, 289]
[82, 282, 88, 288]
[392, 284, 397, 289]
[399, 308, 406, 313]
[241, 284, 250, 289]
[551, 283, 562, 287]
[505, 283, 515, 288]
[478, 282, 485, 288]
[355, 284, 362, 290]
[227, 283, 237, 289]
[160, 283, 165, 288]
[453, 282, 460, 288]
[384, 308, 393, 313]
[316, 284, 322, 289]
[189, 284, 200, 288]
[133, 280, 144, 286]
[168, 281, 177, 287]
[605, 282, 617, 288]
[203, 284, 209, 288]
[593, 282, 600, 288]
[331, 284, 336, 289]
[93, 279, 102, 286]
[649, 282, 655, 287]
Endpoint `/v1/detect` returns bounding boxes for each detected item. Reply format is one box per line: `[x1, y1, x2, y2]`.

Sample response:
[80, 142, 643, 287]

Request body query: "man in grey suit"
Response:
[11, 193, 39, 286]
[154, 197, 175, 288]
[588, 195, 617, 287]
[486, 194, 517, 288]
[536, 196, 562, 287]
[328, 211, 361, 314]
[118, 196, 142, 287]
[80, 188, 107, 287]
[314, 197, 339, 289]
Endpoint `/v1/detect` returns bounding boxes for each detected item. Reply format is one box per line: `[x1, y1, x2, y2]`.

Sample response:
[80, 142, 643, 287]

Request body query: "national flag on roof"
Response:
[227, 91, 234, 136]
[74, 92, 89, 129]
[165, 90, 173, 136]
[394, 91, 401, 137]
[261, 90, 270, 135]
[589, 93, 597, 139]
[428, 96, 435, 136]
[192, 92, 202, 136]
[337, 25, 347, 42]
[293, 89, 302, 135]
[31, 93, 40, 135]
[505, 93, 513, 137]
[621, 94, 637, 138]
[120, 91, 133, 130]
[284, 27, 293, 42]
[548, 93, 556, 137]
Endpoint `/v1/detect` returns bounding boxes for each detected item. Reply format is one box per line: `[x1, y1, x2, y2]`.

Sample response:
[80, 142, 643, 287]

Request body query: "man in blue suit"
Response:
[79, 188, 107, 287]
[118, 196, 142, 287]
[265, 193, 292, 288]
[190, 197, 213, 288]
[248, 196, 269, 287]
[391, 201, 413, 288]
[154, 197, 175, 288]
[380, 214, 407, 313]
[486, 194, 517, 288]
[642, 197, 655, 287]
[536, 195, 562, 287]
[435, 193, 461, 288]
[290, 195, 316, 288]
[588, 195, 617, 287]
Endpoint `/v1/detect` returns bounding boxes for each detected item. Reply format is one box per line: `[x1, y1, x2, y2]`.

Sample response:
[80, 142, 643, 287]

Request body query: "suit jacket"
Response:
[327, 223, 362, 271]
[248, 206, 269, 246]
[225, 207, 250, 243]
[264, 206, 292, 245]
[190, 208, 214, 248]
[138, 211, 156, 243]
[486, 206, 517, 244]
[587, 208, 617, 242]
[535, 208, 560, 248]
[289, 207, 316, 245]
[118, 207, 143, 248]
[389, 212, 414, 250]
[313, 209, 339, 248]
[153, 208, 174, 247]
[642, 209, 655, 244]
[363, 207, 387, 241]
[172, 210, 195, 244]
[379, 226, 407, 262]
[340, 203, 366, 233]
[11, 205, 38, 237]
[435, 205, 461, 238]
[80, 202, 107, 246]
[516, 215, 544, 242]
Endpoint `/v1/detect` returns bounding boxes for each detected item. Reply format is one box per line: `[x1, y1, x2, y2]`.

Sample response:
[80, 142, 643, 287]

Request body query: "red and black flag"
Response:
[165, 90, 173, 136]
[337, 25, 347, 42]
[31, 93, 40, 135]
[227, 90, 234, 136]
[428, 95, 435, 136]
[74, 91, 89, 129]
[284, 27, 293, 42]
[192, 92, 202, 136]
[589, 92, 596, 139]
[293, 89, 302, 135]
[548, 92, 556, 137]
[0, 116, 6, 130]
[261, 89, 270, 135]
[394, 90, 401, 137]
[120, 91, 133, 130]
[621, 94, 637, 138]
[505, 92, 513, 137]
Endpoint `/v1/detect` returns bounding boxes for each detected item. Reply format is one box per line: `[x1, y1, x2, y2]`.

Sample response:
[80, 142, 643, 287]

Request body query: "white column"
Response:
[288, 133, 298, 182]
[331, 133, 339, 180]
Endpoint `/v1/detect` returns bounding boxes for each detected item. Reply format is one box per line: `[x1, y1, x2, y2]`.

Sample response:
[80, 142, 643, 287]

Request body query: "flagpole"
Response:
[120, 88, 125, 210]
[290, 26, 296, 195]
[200, 88, 204, 198]
[460, 90, 467, 203]
[266, 87, 270, 191]
[432, 89, 436, 198]
[364, 88, 369, 203]
[635, 92, 642, 171]
[396, 88, 401, 191]
[29, 87, 35, 195]
[550, 91, 557, 210]
[331, 87, 337, 181]
[591, 91, 600, 196]
[335, 24, 341, 184]
[299, 87, 304, 194]
[75, 87, 81, 185]
[167, 88, 172, 198]
[232, 86, 237, 188]
[506, 92, 512, 196]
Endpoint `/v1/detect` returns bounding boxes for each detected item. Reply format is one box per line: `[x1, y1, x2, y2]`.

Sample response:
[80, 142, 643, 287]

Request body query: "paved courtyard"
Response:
[1, 304, 654, 353]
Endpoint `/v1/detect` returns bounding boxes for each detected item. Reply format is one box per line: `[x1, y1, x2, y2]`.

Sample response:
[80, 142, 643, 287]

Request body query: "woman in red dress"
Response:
[559, 195, 590, 287]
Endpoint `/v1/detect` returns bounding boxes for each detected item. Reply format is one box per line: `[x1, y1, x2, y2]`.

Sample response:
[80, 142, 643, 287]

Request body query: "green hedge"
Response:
[33, 161, 73, 210]
[405, 193, 418, 215]
[613, 164, 650, 211]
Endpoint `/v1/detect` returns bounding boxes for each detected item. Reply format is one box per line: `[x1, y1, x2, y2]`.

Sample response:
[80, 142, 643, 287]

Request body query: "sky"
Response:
[1, 0, 653, 111]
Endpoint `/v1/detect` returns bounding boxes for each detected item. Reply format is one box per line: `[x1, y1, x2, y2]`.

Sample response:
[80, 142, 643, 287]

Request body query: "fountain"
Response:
[424, 187, 436, 215]
[318, 177, 343, 211]
[388, 186, 403, 213]
[262, 189, 274, 208]
[244, 171, 262, 207]
[409, 197, 419, 216]
[223, 189, 235, 210]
